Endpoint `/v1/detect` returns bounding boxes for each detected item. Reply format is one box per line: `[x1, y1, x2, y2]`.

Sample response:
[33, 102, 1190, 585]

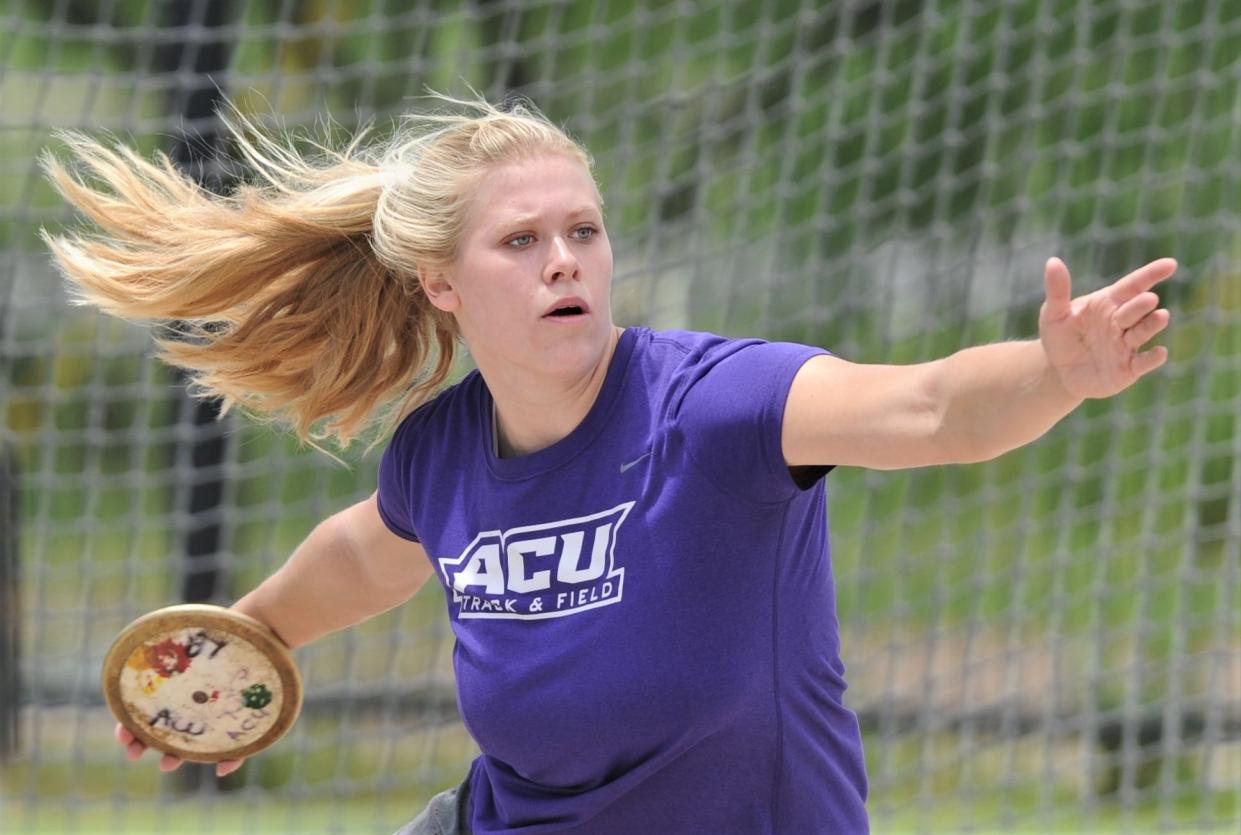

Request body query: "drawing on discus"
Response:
[120, 628, 282, 748]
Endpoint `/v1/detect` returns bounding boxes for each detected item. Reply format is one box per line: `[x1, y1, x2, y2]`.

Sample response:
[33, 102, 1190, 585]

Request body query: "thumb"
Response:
[1043, 257, 1073, 321]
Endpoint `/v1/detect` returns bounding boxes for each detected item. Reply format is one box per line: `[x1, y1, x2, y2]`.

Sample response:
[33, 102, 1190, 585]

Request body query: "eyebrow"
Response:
[494, 205, 602, 231]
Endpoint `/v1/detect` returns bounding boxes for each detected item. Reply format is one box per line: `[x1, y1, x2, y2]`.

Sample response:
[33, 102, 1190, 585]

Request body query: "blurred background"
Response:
[1, 0, 1238, 832]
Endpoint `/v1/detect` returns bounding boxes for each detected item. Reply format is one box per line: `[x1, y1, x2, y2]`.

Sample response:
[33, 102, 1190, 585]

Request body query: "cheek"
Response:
[454, 259, 534, 323]
[588, 244, 614, 291]
[591, 232, 614, 266]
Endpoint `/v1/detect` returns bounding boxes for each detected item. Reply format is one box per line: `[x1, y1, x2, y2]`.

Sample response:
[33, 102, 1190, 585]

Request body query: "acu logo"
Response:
[437, 502, 634, 620]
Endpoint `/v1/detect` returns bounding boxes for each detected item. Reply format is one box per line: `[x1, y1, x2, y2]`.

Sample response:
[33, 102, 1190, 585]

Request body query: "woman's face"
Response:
[425, 153, 615, 383]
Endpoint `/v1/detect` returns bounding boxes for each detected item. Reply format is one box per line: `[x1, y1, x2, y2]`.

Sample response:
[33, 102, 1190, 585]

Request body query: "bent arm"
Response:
[232, 492, 434, 648]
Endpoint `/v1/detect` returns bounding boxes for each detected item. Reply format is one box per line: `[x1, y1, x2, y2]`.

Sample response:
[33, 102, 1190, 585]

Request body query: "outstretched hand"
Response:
[1039, 257, 1175, 400]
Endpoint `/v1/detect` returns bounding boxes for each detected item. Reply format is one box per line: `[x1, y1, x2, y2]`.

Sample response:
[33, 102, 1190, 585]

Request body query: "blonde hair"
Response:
[40, 96, 593, 452]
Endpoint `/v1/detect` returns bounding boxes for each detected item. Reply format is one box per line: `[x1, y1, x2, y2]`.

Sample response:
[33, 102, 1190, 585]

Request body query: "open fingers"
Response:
[1124, 308, 1171, 350]
[1114, 291, 1161, 330]
[1132, 345, 1169, 377]
[1109, 258, 1177, 305]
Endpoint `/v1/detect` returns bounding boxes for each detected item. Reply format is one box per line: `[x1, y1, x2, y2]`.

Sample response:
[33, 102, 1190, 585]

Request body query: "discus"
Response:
[101, 604, 303, 763]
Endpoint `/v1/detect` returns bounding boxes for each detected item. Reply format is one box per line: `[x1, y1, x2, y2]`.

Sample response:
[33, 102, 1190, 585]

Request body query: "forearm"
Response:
[231, 515, 407, 649]
[930, 339, 1083, 463]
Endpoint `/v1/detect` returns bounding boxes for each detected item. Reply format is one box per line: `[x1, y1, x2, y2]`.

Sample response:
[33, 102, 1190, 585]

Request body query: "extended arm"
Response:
[783, 257, 1175, 470]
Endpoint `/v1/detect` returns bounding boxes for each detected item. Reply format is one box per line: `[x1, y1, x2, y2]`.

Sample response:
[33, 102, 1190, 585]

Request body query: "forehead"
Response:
[466, 153, 601, 229]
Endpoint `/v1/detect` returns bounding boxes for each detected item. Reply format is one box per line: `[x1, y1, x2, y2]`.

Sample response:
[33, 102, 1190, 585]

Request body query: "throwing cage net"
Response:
[1, 0, 1238, 832]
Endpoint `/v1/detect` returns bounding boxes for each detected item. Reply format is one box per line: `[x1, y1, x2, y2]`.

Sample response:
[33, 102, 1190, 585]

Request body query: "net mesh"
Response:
[2, 0, 1239, 832]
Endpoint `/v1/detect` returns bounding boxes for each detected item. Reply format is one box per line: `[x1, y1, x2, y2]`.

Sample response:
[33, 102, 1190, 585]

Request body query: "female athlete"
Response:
[43, 98, 1174, 834]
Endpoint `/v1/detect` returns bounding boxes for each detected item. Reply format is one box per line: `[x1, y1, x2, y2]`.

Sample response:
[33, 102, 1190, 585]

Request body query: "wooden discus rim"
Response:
[101, 604, 303, 763]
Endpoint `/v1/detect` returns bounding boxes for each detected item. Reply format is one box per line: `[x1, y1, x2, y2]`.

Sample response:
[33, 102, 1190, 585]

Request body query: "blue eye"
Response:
[507, 234, 534, 247]
[572, 226, 596, 240]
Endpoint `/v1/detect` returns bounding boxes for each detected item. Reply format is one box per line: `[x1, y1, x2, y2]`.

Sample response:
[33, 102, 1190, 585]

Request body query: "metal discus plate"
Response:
[101, 604, 302, 763]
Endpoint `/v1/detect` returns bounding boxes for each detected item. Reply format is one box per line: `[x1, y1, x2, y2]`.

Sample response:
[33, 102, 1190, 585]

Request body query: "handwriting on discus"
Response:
[125, 628, 279, 748]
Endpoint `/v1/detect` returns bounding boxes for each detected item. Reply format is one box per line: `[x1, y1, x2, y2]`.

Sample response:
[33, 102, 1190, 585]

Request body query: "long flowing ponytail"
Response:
[40, 97, 591, 452]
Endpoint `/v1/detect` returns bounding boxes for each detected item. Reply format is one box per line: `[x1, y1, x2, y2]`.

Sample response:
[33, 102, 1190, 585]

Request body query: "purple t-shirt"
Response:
[378, 327, 868, 833]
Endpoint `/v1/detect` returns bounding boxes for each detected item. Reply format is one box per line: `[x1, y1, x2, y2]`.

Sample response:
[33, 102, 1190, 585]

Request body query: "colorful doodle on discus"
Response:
[121, 627, 283, 751]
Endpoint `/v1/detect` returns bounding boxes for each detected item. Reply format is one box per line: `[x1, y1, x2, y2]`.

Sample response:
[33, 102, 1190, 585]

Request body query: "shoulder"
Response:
[640, 329, 831, 501]
[385, 370, 486, 463]
[638, 327, 820, 369]
[635, 326, 746, 359]
[377, 371, 486, 541]
[628, 327, 772, 385]
[633, 328, 827, 417]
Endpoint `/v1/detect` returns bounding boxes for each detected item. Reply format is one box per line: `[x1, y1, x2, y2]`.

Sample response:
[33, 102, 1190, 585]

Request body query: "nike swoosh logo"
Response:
[619, 452, 651, 474]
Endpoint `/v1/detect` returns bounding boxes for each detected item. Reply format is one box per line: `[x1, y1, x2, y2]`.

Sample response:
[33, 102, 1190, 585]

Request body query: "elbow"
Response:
[323, 514, 422, 609]
[932, 416, 1023, 465]
[358, 550, 425, 609]
[927, 426, 994, 467]
[384, 569, 427, 606]
[929, 402, 1009, 464]
[923, 361, 1001, 466]
[943, 435, 1006, 465]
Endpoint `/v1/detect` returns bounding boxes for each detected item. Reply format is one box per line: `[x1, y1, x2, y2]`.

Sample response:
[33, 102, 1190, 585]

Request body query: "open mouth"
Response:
[543, 298, 589, 318]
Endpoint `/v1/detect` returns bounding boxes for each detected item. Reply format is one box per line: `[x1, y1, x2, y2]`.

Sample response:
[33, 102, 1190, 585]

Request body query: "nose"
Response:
[542, 235, 580, 285]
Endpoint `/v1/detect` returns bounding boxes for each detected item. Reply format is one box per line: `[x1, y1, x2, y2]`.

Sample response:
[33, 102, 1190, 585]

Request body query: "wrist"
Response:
[1036, 342, 1085, 407]
[230, 593, 295, 649]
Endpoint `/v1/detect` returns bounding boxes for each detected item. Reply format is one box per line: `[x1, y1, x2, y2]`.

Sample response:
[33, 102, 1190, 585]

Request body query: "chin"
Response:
[535, 321, 613, 371]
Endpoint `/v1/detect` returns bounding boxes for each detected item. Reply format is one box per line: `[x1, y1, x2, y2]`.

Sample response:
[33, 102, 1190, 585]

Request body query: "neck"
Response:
[483, 327, 622, 458]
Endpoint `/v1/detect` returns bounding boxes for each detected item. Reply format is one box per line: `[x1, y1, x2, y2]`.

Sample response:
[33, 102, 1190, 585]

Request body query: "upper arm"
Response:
[677, 337, 830, 501]
[782, 354, 949, 471]
[329, 492, 435, 604]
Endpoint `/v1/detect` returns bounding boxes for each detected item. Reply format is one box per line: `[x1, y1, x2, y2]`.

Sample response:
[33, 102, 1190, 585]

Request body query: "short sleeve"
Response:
[376, 412, 422, 542]
[675, 338, 830, 503]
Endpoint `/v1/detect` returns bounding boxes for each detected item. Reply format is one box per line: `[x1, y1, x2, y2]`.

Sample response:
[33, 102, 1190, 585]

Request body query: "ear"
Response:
[419, 267, 460, 313]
